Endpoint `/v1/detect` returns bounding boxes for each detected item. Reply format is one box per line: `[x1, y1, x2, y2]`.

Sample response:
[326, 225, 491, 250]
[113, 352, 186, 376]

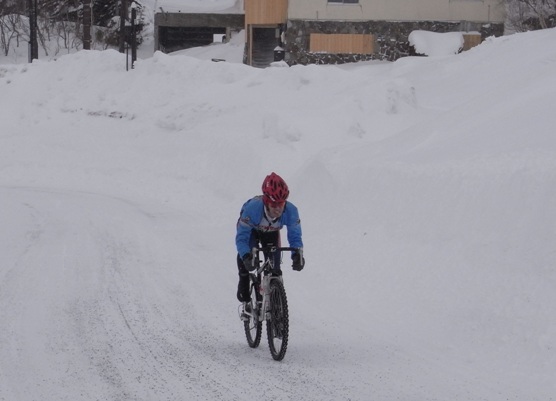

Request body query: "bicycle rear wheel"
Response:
[266, 278, 289, 361]
[244, 279, 262, 348]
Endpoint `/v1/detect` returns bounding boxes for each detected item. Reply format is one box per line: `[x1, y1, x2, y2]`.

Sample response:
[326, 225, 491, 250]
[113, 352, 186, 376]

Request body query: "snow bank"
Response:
[1, 24, 556, 401]
[409, 30, 464, 56]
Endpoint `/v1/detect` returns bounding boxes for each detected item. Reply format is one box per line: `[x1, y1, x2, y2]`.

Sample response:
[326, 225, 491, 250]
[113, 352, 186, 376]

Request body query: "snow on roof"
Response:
[155, 0, 243, 14]
[409, 30, 465, 57]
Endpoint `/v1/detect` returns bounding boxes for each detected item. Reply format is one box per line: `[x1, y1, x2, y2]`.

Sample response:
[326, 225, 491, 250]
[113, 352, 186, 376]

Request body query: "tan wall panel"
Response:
[245, 0, 288, 25]
[310, 33, 374, 54]
[462, 33, 482, 51]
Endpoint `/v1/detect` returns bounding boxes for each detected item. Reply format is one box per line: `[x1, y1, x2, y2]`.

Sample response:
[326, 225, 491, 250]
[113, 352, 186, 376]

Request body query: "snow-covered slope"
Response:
[0, 23, 555, 401]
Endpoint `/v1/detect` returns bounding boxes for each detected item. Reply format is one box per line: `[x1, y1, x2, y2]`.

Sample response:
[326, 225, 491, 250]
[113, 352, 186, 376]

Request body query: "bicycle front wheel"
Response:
[266, 278, 289, 361]
[244, 280, 262, 348]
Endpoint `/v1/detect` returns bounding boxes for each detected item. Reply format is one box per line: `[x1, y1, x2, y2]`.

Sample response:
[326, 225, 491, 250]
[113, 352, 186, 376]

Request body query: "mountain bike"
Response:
[239, 246, 300, 361]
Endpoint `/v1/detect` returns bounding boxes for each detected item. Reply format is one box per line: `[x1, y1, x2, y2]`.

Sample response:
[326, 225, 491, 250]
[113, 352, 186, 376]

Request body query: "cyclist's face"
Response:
[265, 201, 285, 219]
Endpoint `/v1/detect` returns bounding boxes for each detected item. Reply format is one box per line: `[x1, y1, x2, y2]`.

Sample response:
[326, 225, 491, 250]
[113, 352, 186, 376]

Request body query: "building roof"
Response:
[155, 0, 243, 14]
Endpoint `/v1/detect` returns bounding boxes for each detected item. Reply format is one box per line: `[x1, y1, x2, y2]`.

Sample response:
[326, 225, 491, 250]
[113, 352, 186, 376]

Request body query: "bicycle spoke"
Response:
[241, 247, 298, 360]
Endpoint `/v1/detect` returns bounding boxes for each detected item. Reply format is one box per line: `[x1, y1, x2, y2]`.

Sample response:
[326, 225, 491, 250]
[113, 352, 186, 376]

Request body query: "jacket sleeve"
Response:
[284, 203, 303, 249]
[235, 198, 260, 258]
[236, 217, 253, 259]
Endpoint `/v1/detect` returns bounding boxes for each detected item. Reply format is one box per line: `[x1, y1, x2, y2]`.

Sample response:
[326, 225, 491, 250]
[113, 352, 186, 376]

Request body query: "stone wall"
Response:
[283, 19, 504, 65]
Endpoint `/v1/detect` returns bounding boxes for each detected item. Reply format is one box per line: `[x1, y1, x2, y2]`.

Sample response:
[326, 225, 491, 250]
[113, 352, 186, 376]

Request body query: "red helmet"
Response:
[262, 172, 289, 203]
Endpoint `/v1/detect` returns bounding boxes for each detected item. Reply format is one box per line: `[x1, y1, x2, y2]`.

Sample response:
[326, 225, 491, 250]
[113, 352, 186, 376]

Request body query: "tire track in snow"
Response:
[0, 185, 387, 401]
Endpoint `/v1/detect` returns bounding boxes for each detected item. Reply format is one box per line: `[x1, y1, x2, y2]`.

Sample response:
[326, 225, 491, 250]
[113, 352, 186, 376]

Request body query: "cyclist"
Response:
[235, 172, 305, 307]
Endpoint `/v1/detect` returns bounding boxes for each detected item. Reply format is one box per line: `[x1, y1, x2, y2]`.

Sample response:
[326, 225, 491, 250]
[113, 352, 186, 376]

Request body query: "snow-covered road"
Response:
[0, 186, 393, 401]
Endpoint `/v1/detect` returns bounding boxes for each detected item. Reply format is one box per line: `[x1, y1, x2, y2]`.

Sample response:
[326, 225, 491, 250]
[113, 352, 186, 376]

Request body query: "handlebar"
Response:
[251, 246, 301, 254]
[249, 246, 303, 273]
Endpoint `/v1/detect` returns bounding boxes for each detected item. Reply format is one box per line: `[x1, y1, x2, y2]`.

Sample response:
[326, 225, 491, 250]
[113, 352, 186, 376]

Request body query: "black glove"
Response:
[292, 253, 305, 271]
[242, 253, 256, 272]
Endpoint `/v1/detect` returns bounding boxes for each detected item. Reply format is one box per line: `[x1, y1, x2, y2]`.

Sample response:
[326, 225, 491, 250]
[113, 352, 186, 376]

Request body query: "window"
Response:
[328, 0, 359, 3]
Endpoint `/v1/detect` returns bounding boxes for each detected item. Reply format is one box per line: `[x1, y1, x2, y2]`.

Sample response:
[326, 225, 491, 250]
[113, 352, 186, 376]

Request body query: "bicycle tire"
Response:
[266, 278, 289, 361]
[244, 280, 262, 348]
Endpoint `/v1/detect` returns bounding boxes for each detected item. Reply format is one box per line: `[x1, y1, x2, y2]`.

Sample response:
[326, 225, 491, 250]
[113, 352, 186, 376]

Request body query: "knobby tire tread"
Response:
[267, 278, 289, 361]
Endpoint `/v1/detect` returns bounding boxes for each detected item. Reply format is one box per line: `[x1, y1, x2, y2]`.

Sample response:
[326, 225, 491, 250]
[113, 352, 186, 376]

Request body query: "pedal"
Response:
[239, 302, 252, 321]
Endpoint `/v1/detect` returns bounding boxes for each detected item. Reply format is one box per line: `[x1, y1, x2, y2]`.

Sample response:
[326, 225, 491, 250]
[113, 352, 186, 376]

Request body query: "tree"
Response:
[0, 0, 25, 14]
[0, 0, 26, 56]
[0, 13, 24, 56]
[0, 0, 146, 57]
[505, 0, 556, 31]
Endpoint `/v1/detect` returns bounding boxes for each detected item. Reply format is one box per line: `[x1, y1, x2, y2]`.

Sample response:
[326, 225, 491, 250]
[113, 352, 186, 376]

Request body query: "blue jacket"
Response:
[236, 196, 303, 259]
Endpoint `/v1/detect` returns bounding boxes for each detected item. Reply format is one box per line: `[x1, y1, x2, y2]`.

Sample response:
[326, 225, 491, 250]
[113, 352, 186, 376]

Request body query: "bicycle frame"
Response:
[242, 246, 301, 360]
[249, 246, 301, 321]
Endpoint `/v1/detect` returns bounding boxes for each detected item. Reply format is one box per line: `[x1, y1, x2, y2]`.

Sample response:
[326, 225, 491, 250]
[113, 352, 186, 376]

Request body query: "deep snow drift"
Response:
[1, 26, 555, 401]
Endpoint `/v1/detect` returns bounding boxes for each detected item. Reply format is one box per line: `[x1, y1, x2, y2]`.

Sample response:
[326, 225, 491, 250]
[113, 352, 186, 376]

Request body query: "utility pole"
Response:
[131, 5, 137, 66]
[119, 0, 128, 53]
[83, 0, 92, 50]
[28, 0, 38, 61]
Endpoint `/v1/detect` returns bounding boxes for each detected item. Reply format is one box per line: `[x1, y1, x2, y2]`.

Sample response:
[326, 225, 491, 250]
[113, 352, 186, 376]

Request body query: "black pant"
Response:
[236, 230, 281, 302]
